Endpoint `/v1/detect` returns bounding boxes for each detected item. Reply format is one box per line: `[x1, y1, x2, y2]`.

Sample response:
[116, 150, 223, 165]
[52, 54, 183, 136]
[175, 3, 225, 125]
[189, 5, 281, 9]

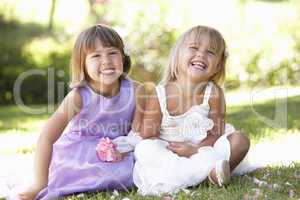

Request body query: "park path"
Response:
[226, 85, 300, 105]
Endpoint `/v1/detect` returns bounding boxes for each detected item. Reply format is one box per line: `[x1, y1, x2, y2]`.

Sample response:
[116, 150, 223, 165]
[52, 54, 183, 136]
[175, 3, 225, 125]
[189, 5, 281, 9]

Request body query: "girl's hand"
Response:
[19, 184, 44, 200]
[167, 142, 198, 157]
[112, 151, 127, 162]
[148, 136, 159, 140]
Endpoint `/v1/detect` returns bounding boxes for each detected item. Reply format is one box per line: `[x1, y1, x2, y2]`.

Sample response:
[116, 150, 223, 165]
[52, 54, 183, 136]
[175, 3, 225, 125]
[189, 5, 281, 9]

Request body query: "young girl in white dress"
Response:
[133, 25, 250, 195]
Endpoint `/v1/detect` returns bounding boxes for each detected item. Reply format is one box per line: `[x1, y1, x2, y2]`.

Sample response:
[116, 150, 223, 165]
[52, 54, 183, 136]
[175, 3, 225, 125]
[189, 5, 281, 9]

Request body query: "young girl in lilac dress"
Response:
[133, 25, 250, 195]
[19, 24, 144, 200]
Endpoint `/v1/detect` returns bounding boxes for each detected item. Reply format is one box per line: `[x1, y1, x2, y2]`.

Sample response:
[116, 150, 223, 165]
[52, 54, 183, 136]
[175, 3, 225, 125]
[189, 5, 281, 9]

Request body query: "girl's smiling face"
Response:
[85, 39, 124, 86]
[178, 34, 222, 83]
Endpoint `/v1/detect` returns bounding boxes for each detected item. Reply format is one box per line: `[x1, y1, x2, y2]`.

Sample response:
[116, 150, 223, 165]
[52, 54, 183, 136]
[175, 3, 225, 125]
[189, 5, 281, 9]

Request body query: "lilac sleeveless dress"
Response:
[37, 78, 136, 199]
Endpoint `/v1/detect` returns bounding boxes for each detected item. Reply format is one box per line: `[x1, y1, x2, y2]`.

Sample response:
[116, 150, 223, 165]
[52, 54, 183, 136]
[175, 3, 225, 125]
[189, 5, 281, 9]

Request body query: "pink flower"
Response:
[96, 137, 118, 162]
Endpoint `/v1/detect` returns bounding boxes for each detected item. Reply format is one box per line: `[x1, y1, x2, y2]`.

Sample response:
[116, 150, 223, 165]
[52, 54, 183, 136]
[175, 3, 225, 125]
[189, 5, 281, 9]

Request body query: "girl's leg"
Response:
[208, 159, 230, 187]
[227, 131, 250, 172]
[208, 131, 250, 186]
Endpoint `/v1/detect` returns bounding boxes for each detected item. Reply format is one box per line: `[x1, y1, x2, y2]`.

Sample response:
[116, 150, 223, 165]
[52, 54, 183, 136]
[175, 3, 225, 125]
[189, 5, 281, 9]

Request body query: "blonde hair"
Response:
[162, 25, 228, 85]
[69, 24, 131, 88]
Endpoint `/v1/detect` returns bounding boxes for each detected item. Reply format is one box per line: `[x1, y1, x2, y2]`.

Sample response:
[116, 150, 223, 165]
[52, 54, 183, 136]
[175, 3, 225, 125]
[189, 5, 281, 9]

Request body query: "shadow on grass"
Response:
[227, 95, 300, 140]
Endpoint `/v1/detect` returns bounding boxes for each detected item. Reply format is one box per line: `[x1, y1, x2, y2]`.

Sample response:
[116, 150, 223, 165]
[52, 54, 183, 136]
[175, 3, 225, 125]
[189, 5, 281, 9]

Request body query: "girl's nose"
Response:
[196, 49, 205, 57]
[101, 55, 109, 65]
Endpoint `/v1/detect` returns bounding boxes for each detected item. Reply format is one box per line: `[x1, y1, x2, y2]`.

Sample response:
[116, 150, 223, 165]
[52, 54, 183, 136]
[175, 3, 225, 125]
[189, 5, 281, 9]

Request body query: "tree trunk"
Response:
[48, 0, 57, 32]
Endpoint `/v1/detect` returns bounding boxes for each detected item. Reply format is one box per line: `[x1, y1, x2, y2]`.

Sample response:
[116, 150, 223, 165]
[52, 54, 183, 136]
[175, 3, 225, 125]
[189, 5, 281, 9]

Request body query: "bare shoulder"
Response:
[132, 80, 145, 95]
[58, 88, 82, 115]
[130, 79, 160, 107]
[66, 88, 82, 106]
[132, 80, 143, 88]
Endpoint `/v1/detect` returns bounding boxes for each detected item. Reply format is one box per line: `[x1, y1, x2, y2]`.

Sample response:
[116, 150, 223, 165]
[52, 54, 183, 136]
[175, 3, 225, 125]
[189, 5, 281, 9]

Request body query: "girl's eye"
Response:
[109, 51, 118, 55]
[189, 46, 198, 50]
[207, 50, 216, 56]
[92, 54, 100, 58]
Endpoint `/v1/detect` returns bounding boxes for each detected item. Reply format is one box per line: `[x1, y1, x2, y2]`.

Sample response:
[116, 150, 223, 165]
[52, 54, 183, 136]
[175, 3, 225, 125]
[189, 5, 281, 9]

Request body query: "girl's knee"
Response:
[228, 131, 250, 150]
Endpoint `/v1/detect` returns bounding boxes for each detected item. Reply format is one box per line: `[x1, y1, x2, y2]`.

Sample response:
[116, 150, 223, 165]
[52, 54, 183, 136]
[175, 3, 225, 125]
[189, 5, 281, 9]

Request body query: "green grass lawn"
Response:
[227, 95, 300, 144]
[0, 105, 50, 134]
[64, 163, 300, 200]
[0, 96, 299, 199]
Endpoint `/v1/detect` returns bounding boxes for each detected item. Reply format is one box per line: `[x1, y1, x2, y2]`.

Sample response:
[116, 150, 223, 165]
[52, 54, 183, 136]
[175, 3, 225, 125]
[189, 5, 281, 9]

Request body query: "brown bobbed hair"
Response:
[69, 24, 131, 88]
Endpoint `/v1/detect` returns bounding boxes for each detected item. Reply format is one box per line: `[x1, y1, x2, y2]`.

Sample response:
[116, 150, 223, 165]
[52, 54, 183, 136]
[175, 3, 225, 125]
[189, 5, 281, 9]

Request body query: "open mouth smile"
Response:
[189, 61, 208, 71]
[99, 68, 116, 75]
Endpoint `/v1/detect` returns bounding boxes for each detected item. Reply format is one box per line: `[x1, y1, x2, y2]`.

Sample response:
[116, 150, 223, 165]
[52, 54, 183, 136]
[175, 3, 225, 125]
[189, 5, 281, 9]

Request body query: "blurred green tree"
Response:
[0, 0, 300, 105]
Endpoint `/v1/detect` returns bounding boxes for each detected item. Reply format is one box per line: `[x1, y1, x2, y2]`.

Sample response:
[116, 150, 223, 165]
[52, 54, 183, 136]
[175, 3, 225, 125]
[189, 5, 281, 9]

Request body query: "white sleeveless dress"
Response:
[133, 82, 236, 195]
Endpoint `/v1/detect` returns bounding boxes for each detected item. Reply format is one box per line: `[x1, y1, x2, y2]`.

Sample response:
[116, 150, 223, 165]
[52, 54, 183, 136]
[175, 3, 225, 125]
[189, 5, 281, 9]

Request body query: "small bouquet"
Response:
[96, 137, 118, 162]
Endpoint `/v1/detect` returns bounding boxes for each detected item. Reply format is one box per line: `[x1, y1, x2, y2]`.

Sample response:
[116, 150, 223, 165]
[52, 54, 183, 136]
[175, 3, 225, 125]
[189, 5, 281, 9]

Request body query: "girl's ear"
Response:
[123, 54, 131, 73]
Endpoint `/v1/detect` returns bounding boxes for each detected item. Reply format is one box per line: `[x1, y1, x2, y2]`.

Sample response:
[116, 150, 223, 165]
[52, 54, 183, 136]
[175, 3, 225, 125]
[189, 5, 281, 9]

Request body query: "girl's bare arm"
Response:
[140, 86, 162, 139]
[19, 89, 82, 200]
[198, 85, 226, 147]
[131, 81, 146, 133]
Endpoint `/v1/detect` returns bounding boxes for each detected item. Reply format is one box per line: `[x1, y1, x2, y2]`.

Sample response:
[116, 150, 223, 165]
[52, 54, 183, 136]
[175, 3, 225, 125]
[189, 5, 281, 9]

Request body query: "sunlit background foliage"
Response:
[0, 0, 299, 104]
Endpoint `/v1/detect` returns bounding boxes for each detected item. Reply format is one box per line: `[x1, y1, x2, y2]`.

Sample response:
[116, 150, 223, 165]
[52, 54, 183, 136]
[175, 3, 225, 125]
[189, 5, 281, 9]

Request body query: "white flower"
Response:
[289, 189, 294, 198]
[271, 183, 281, 191]
[76, 193, 85, 198]
[252, 177, 267, 187]
[112, 189, 119, 196]
[285, 182, 292, 186]
[181, 188, 190, 194]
